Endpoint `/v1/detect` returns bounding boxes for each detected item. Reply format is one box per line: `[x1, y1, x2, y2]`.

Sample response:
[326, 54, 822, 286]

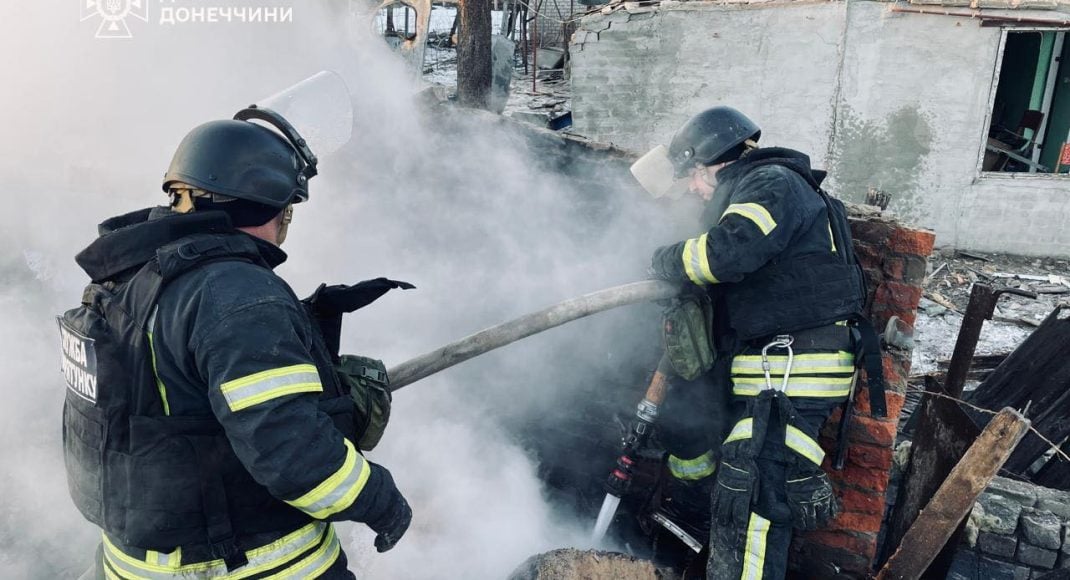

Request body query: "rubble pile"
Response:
[912, 250, 1069, 375]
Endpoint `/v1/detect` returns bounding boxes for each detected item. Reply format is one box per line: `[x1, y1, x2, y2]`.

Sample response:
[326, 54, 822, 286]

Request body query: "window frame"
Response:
[977, 26, 1070, 180]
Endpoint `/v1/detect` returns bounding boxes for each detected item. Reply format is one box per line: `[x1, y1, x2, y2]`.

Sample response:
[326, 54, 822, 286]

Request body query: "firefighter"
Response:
[634, 106, 881, 578]
[62, 109, 411, 579]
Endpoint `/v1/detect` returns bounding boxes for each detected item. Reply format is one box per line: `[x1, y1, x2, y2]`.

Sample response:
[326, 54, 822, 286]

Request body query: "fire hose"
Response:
[386, 280, 681, 391]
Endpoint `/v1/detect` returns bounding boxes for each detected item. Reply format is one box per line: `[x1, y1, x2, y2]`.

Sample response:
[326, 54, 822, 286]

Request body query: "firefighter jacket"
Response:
[652, 147, 866, 341]
[60, 208, 398, 578]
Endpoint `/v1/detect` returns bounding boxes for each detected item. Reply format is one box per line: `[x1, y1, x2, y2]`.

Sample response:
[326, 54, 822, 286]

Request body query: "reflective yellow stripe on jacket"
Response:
[741, 512, 772, 580]
[724, 418, 754, 444]
[102, 521, 339, 579]
[681, 233, 719, 286]
[668, 450, 717, 481]
[286, 438, 371, 519]
[731, 351, 855, 376]
[146, 306, 171, 416]
[220, 363, 322, 412]
[721, 203, 778, 236]
[784, 425, 825, 466]
[731, 376, 853, 398]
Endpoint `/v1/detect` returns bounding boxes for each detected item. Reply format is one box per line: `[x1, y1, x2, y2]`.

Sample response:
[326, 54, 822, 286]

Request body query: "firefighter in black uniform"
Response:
[62, 109, 411, 579]
[634, 107, 879, 579]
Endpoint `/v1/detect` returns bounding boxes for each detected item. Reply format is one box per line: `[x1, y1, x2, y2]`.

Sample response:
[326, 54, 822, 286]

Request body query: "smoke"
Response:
[0, 1, 699, 577]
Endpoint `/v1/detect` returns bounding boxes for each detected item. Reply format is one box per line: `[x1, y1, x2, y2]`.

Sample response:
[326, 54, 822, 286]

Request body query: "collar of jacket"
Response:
[75, 207, 285, 282]
[715, 146, 826, 191]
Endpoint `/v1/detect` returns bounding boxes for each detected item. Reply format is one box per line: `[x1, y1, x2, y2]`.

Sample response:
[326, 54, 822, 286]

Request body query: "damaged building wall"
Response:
[570, 1, 846, 163]
[570, 0, 1070, 257]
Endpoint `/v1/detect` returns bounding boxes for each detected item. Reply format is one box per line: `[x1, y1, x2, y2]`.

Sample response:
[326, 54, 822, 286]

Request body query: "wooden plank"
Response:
[881, 376, 981, 571]
[876, 408, 1031, 580]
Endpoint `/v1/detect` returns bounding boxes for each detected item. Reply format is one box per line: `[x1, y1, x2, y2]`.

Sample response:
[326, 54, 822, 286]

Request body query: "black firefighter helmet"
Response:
[667, 106, 761, 178]
[162, 106, 319, 213]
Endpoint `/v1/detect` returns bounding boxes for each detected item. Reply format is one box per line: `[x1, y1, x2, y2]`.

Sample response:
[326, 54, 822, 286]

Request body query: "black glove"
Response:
[784, 468, 837, 531]
[775, 392, 837, 530]
[363, 465, 413, 553]
[649, 244, 681, 281]
[302, 278, 415, 359]
[710, 393, 774, 527]
[710, 455, 758, 527]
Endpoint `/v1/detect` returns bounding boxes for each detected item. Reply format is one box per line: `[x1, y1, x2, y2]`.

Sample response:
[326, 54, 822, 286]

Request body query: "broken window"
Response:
[983, 30, 1070, 174]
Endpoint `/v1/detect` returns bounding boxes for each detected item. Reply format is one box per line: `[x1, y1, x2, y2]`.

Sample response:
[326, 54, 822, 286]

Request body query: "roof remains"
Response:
[907, 0, 1070, 12]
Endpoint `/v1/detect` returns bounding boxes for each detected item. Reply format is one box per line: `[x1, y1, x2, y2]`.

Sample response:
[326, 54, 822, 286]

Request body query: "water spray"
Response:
[591, 354, 672, 545]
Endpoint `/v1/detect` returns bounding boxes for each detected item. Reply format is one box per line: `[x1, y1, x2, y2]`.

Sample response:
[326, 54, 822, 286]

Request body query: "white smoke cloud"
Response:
[0, 1, 697, 578]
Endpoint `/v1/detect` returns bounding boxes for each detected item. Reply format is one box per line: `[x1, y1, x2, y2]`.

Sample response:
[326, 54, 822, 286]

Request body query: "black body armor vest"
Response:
[59, 209, 357, 555]
[722, 163, 867, 341]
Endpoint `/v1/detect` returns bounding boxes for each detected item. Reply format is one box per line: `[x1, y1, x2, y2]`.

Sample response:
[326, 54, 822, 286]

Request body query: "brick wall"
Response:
[790, 213, 935, 578]
[949, 477, 1070, 578]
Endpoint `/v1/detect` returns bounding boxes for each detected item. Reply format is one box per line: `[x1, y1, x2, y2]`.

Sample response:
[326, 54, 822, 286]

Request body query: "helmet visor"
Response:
[256, 70, 354, 158]
[630, 145, 689, 200]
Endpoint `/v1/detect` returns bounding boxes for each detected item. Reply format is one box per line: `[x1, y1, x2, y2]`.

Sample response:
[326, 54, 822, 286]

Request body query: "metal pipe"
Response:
[387, 280, 680, 391]
[532, 0, 539, 93]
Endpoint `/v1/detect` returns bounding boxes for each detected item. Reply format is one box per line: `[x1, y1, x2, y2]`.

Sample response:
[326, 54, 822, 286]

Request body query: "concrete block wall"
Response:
[949, 476, 1070, 579]
[790, 215, 935, 578]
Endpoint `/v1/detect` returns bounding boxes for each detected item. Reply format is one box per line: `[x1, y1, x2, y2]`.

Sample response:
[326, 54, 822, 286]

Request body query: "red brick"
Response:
[829, 510, 884, 534]
[854, 243, 883, 270]
[820, 408, 844, 440]
[887, 227, 936, 256]
[855, 386, 906, 420]
[850, 219, 895, 246]
[862, 265, 885, 287]
[799, 530, 878, 557]
[886, 349, 913, 371]
[848, 415, 897, 447]
[816, 434, 894, 470]
[874, 281, 923, 313]
[880, 356, 905, 386]
[828, 464, 891, 494]
[898, 253, 929, 285]
[882, 256, 905, 281]
[846, 443, 894, 471]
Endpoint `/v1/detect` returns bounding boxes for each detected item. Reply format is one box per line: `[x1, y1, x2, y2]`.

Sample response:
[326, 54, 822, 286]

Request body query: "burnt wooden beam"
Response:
[881, 375, 981, 573]
[966, 305, 1070, 481]
[1033, 438, 1070, 489]
[876, 408, 1031, 580]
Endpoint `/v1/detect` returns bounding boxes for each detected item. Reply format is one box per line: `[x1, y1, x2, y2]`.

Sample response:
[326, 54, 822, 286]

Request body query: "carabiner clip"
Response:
[760, 335, 795, 392]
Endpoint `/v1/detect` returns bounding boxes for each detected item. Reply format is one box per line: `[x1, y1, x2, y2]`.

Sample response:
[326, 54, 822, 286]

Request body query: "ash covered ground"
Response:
[912, 250, 1069, 376]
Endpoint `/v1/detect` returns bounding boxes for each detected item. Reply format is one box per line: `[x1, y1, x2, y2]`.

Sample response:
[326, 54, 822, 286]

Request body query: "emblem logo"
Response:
[80, 0, 149, 39]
